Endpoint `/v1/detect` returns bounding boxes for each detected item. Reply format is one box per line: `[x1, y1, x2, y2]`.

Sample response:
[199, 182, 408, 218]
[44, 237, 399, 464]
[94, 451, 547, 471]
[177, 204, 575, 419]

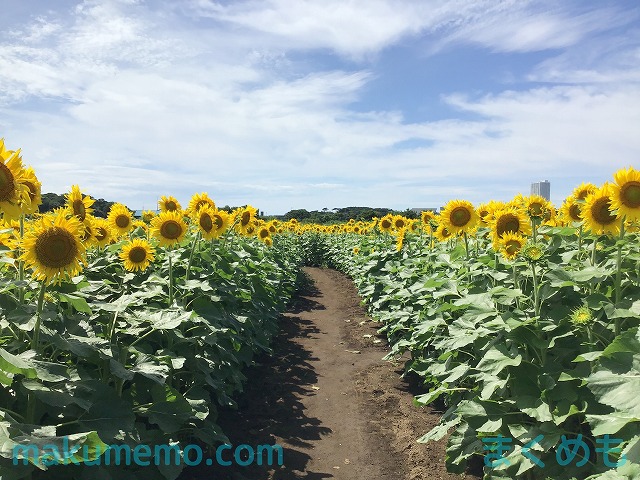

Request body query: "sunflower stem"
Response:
[577, 225, 583, 259]
[168, 250, 174, 306]
[513, 264, 520, 310]
[531, 261, 540, 317]
[590, 236, 598, 266]
[463, 232, 470, 261]
[614, 218, 625, 336]
[185, 232, 200, 282]
[30, 282, 47, 352]
[18, 215, 25, 304]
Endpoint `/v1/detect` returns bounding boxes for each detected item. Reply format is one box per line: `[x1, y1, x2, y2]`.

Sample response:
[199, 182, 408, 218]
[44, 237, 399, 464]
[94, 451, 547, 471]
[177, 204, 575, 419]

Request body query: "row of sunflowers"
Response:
[0, 138, 304, 479]
[299, 168, 640, 479]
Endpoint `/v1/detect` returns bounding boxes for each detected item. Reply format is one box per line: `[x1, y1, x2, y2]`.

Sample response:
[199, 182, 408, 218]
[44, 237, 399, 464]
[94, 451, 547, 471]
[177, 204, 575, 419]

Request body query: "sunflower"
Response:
[583, 184, 620, 235]
[525, 195, 553, 219]
[434, 224, 452, 242]
[0, 230, 16, 259]
[92, 217, 114, 248]
[353, 246, 360, 255]
[257, 226, 271, 243]
[107, 203, 134, 236]
[79, 216, 97, 247]
[158, 195, 181, 213]
[489, 207, 531, 242]
[395, 227, 407, 251]
[440, 200, 479, 235]
[497, 232, 526, 260]
[379, 214, 394, 233]
[187, 192, 216, 215]
[120, 238, 155, 272]
[0, 140, 28, 220]
[263, 237, 273, 247]
[20, 213, 86, 284]
[559, 196, 582, 225]
[573, 183, 598, 201]
[393, 215, 407, 230]
[19, 167, 42, 214]
[611, 167, 640, 221]
[235, 205, 258, 235]
[142, 210, 156, 223]
[194, 206, 229, 240]
[150, 210, 188, 247]
[66, 185, 94, 222]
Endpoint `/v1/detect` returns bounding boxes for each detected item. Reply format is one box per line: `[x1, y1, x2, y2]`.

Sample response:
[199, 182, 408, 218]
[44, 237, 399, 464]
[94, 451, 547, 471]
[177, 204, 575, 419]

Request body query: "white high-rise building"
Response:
[531, 180, 550, 200]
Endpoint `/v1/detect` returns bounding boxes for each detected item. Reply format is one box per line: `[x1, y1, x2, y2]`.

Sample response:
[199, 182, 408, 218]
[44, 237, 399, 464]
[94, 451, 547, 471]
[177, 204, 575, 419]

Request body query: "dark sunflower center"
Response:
[241, 211, 251, 226]
[212, 215, 223, 229]
[381, 220, 391, 229]
[160, 220, 182, 239]
[128, 246, 147, 263]
[505, 240, 521, 255]
[165, 201, 177, 211]
[199, 213, 213, 232]
[259, 229, 269, 239]
[496, 214, 520, 237]
[442, 227, 450, 237]
[195, 200, 209, 211]
[115, 214, 130, 228]
[569, 204, 582, 221]
[450, 207, 471, 227]
[269, 225, 276, 233]
[35, 227, 78, 268]
[246, 226, 255, 235]
[73, 199, 86, 221]
[592, 198, 616, 225]
[0, 163, 16, 202]
[95, 227, 108, 241]
[395, 219, 405, 229]
[529, 203, 544, 217]
[621, 182, 640, 208]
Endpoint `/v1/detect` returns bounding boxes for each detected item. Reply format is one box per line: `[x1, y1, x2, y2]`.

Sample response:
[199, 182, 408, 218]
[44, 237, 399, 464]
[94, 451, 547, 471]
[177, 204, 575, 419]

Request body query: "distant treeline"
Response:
[277, 207, 419, 224]
[40, 193, 116, 218]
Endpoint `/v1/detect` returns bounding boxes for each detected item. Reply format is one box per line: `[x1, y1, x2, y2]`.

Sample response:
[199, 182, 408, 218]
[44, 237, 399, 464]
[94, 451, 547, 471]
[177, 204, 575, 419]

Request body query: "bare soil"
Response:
[181, 267, 479, 480]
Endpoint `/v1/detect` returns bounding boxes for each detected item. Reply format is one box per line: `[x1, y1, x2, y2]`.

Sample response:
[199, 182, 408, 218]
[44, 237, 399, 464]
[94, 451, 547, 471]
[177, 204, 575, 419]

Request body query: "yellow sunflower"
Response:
[434, 224, 453, 242]
[235, 205, 258, 235]
[525, 195, 553, 219]
[19, 167, 42, 214]
[559, 196, 583, 225]
[20, 213, 86, 284]
[395, 227, 407, 251]
[142, 210, 156, 223]
[0, 230, 16, 260]
[263, 237, 273, 247]
[379, 214, 394, 233]
[66, 185, 94, 222]
[187, 192, 215, 215]
[193, 206, 227, 240]
[611, 166, 640, 221]
[120, 238, 155, 272]
[583, 184, 620, 235]
[257, 226, 271, 243]
[573, 182, 598, 201]
[440, 200, 479, 235]
[0, 140, 28, 220]
[497, 232, 527, 260]
[150, 210, 188, 247]
[489, 207, 531, 242]
[79, 216, 98, 247]
[393, 215, 407, 230]
[92, 217, 114, 248]
[107, 203, 134, 236]
[158, 195, 181, 213]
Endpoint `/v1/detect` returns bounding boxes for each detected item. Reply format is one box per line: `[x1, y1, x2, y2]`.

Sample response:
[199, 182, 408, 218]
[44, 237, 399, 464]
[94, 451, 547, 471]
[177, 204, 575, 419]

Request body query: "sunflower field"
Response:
[302, 171, 640, 479]
[2, 135, 640, 479]
[0, 138, 303, 479]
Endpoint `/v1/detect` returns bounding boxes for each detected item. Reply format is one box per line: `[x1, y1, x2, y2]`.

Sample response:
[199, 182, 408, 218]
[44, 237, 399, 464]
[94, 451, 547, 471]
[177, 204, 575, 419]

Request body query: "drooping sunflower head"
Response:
[440, 200, 479, 235]
[20, 213, 86, 284]
[142, 210, 156, 223]
[573, 182, 598, 201]
[0, 141, 29, 220]
[158, 195, 181, 213]
[187, 192, 216, 215]
[92, 217, 114, 248]
[150, 210, 188, 247]
[120, 238, 155, 272]
[65, 185, 95, 222]
[79, 216, 98, 247]
[611, 166, 640, 221]
[497, 232, 526, 261]
[559, 196, 583, 225]
[107, 203, 134, 236]
[395, 227, 407, 251]
[525, 195, 552, 219]
[583, 184, 620, 236]
[19, 167, 42, 214]
[490, 207, 531, 241]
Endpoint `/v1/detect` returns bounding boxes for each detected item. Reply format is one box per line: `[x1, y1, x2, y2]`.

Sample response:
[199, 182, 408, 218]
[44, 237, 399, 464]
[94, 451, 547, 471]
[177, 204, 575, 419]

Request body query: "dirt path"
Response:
[182, 267, 477, 480]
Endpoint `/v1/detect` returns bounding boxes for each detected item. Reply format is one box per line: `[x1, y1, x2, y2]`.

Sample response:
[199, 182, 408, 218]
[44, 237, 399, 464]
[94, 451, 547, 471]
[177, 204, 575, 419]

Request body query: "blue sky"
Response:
[1, 0, 639, 215]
